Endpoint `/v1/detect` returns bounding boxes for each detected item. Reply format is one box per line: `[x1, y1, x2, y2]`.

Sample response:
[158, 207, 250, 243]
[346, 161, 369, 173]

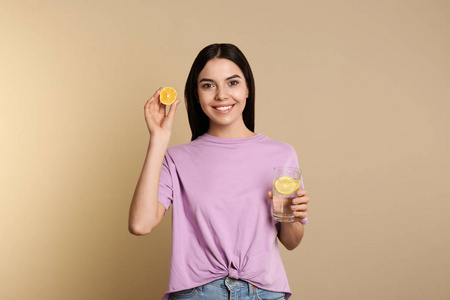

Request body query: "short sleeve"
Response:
[158, 154, 174, 213]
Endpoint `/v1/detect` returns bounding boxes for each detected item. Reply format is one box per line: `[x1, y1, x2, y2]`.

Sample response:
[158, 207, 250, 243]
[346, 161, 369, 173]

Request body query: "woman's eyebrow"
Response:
[226, 75, 241, 81]
[199, 75, 242, 83]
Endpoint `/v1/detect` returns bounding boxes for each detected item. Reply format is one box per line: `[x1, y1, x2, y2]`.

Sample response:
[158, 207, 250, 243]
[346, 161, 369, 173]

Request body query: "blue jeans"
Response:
[169, 277, 286, 300]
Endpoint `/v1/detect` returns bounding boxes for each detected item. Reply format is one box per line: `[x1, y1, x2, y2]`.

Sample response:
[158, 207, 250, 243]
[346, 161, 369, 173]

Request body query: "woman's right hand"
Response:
[144, 87, 180, 139]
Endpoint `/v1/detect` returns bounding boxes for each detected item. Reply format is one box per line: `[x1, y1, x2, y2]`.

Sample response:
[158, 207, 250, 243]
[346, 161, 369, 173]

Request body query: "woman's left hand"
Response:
[268, 189, 309, 222]
[290, 189, 309, 222]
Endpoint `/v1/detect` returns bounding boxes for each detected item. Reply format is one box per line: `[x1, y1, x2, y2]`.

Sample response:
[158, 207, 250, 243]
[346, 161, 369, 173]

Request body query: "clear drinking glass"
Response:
[272, 166, 301, 222]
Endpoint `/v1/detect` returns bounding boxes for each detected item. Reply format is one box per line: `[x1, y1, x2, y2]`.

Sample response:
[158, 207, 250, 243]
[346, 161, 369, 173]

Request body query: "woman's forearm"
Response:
[128, 136, 169, 235]
[278, 221, 304, 250]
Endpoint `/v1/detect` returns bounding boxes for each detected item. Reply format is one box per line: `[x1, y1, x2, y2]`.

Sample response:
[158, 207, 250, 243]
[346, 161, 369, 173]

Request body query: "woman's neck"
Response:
[207, 125, 255, 139]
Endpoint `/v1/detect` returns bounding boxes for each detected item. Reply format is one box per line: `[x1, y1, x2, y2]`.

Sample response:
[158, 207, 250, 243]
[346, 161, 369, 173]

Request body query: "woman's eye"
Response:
[229, 80, 239, 86]
[202, 83, 214, 88]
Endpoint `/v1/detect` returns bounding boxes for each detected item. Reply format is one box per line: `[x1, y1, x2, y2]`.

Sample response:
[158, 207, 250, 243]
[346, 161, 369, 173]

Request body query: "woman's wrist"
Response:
[149, 133, 170, 151]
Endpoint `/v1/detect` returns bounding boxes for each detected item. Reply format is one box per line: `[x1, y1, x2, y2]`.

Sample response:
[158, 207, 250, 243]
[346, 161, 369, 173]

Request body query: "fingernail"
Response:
[293, 199, 299, 204]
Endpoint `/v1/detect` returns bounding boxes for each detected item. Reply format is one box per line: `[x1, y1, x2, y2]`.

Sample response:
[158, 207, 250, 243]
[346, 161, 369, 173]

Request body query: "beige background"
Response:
[1, 0, 449, 299]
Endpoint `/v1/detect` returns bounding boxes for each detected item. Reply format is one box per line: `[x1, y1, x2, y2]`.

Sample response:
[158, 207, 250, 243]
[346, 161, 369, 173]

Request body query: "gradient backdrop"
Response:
[1, 1, 449, 299]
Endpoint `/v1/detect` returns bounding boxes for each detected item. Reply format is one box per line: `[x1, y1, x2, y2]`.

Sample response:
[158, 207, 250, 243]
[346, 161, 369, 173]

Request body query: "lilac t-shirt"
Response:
[158, 133, 306, 300]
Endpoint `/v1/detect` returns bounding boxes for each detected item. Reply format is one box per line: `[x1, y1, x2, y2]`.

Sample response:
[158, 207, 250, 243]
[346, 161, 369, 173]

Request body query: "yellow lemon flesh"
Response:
[274, 176, 300, 195]
[160, 87, 177, 105]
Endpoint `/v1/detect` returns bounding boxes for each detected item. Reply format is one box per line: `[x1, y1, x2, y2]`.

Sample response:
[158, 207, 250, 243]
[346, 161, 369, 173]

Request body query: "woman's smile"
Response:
[212, 104, 235, 113]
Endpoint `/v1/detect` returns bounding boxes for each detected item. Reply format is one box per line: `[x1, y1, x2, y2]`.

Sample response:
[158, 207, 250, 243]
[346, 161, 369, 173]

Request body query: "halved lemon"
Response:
[274, 176, 300, 195]
[159, 87, 177, 105]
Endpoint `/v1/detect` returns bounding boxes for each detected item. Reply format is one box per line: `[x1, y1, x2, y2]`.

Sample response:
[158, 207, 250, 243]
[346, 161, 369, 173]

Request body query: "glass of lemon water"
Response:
[272, 166, 301, 222]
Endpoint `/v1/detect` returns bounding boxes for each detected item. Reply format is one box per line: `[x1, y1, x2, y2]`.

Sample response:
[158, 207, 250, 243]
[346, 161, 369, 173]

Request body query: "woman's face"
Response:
[197, 58, 249, 133]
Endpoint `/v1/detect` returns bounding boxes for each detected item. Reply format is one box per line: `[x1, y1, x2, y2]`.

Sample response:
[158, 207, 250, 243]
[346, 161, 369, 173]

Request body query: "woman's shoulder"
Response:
[259, 134, 296, 149]
[166, 140, 196, 153]
[165, 136, 208, 158]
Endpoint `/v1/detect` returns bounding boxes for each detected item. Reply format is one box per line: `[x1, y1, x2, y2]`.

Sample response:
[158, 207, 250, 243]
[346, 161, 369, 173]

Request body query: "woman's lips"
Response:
[213, 104, 235, 113]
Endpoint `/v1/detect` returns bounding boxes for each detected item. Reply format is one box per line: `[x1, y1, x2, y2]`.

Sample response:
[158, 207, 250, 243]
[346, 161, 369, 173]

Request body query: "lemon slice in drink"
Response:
[294, 180, 301, 191]
[159, 87, 177, 105]
[274, 176, 299, 195]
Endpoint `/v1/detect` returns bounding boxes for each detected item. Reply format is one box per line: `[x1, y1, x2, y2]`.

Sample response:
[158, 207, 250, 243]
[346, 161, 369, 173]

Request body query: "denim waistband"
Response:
[208, 276, 256, 295]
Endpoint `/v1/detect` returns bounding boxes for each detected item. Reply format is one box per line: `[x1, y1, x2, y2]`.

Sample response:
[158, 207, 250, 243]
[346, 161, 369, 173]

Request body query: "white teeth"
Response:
[215, 105, 233, 111]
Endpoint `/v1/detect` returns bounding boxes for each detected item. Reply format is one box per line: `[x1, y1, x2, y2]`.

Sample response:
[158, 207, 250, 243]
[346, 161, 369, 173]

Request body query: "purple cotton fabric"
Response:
[158, 133, 306, 300]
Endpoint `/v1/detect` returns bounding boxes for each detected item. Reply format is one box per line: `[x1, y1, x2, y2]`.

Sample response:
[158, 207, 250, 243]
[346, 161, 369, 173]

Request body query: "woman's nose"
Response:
[214, 86, 228, 101]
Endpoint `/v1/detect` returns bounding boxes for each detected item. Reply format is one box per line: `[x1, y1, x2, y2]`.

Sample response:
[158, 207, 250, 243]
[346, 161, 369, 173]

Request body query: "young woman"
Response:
[129, 43, 309, 300]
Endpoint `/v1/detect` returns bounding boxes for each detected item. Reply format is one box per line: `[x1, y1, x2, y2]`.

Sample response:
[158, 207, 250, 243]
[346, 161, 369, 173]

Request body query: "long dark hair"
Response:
[184, 43, 255, 141]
